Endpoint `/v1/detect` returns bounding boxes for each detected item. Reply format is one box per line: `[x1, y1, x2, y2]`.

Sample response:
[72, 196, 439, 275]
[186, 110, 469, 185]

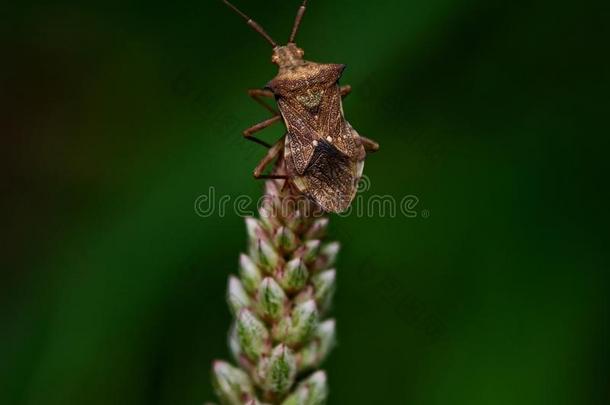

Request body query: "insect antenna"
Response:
[222, 0, 278, 47]
[288, 0, 308, 43]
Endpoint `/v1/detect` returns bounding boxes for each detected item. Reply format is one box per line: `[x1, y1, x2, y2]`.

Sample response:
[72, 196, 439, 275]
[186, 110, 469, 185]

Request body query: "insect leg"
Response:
[248, 89, 277, 115]
[359, 135, 380, 152]
[256, 174, 289, 180]
[243, 115, 282, 148]
[340, 85, 352, 98]
[253, 138, 286, 178]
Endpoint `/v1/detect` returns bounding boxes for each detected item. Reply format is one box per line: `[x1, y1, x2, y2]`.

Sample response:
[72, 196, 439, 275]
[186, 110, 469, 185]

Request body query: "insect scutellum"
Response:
[222, 0, 309, 68]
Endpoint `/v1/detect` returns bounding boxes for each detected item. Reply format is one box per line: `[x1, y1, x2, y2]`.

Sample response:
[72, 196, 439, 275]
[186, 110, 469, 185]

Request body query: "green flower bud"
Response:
[305, 218, 329, 240]
[262, 344, 297, 394]
[302, 240, 321, 263]
[228, 323, 253, 374]
[315, 319, 336, 365]
[239, 253, 262, 294]
[228, 323, 241, 362]
[245, 217, 265, 243]
[274, 226, 298, 252]
[259, 211, 279, 235]
[257, 238, 281, 271]
[258, 277, 287, 321]
[227, 276, 250, 316]
[296, 344, 317, 373]
[286, 299, 318, 346]
[320, 242, 340, 268]
[312, 269, 336, 314]
[280, 371, 328, 405]
[258, 196, 279, 233]
[285, 208, 306, 232]
[279, 258, 309, 293]
[211, 361, 254, 405]
[297, 319, 335, 372]
[292, 287, 315, 307]
[236, 309, 269, 361]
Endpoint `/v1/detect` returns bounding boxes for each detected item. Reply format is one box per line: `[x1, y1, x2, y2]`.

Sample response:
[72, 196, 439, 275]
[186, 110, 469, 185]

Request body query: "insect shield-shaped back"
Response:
[222, 0, 377, 214]
[268, 63, 366, 213]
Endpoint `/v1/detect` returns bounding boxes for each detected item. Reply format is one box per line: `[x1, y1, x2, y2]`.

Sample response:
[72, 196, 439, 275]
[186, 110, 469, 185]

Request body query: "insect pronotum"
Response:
[224, 0, 379, 213]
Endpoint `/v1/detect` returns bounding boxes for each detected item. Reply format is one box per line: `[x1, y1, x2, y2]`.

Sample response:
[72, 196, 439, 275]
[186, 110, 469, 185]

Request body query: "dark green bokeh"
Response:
[1, 0, 608, 404]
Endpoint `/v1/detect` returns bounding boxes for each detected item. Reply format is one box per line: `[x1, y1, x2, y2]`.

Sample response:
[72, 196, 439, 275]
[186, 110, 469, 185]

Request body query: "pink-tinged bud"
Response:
[245, 217, 264, 242]
[305, 217, 329, 240]
[227, 276, 250, 316]
[320, 241, 340, 267]
[312, 269, 336, 314]
[281, 370, 328, 405]
[302, 239, 321, 263]
[211, 361, 254, 404]
[297, 319, 335, 372]
[239, 253, 261, 293]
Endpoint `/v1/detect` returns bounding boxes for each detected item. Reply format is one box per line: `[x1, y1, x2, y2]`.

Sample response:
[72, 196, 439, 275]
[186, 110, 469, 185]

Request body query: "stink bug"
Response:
[223, 0, 379, 213]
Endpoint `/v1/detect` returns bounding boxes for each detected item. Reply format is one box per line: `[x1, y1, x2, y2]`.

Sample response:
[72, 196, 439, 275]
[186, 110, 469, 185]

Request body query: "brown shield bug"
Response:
[223, 0, 379, 213]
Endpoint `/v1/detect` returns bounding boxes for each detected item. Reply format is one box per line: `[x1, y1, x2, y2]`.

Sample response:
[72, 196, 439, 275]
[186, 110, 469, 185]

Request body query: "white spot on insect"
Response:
[313, 140, 319, 147]
[327, 136, 333, 142]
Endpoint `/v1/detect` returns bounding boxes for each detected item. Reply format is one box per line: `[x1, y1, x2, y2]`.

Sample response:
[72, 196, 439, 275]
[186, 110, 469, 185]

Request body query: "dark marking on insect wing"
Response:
[300, 140, 357, 212]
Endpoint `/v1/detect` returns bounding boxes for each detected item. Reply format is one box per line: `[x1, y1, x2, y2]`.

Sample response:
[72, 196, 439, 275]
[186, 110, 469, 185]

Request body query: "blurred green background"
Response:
[2, 0, 608, 404]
